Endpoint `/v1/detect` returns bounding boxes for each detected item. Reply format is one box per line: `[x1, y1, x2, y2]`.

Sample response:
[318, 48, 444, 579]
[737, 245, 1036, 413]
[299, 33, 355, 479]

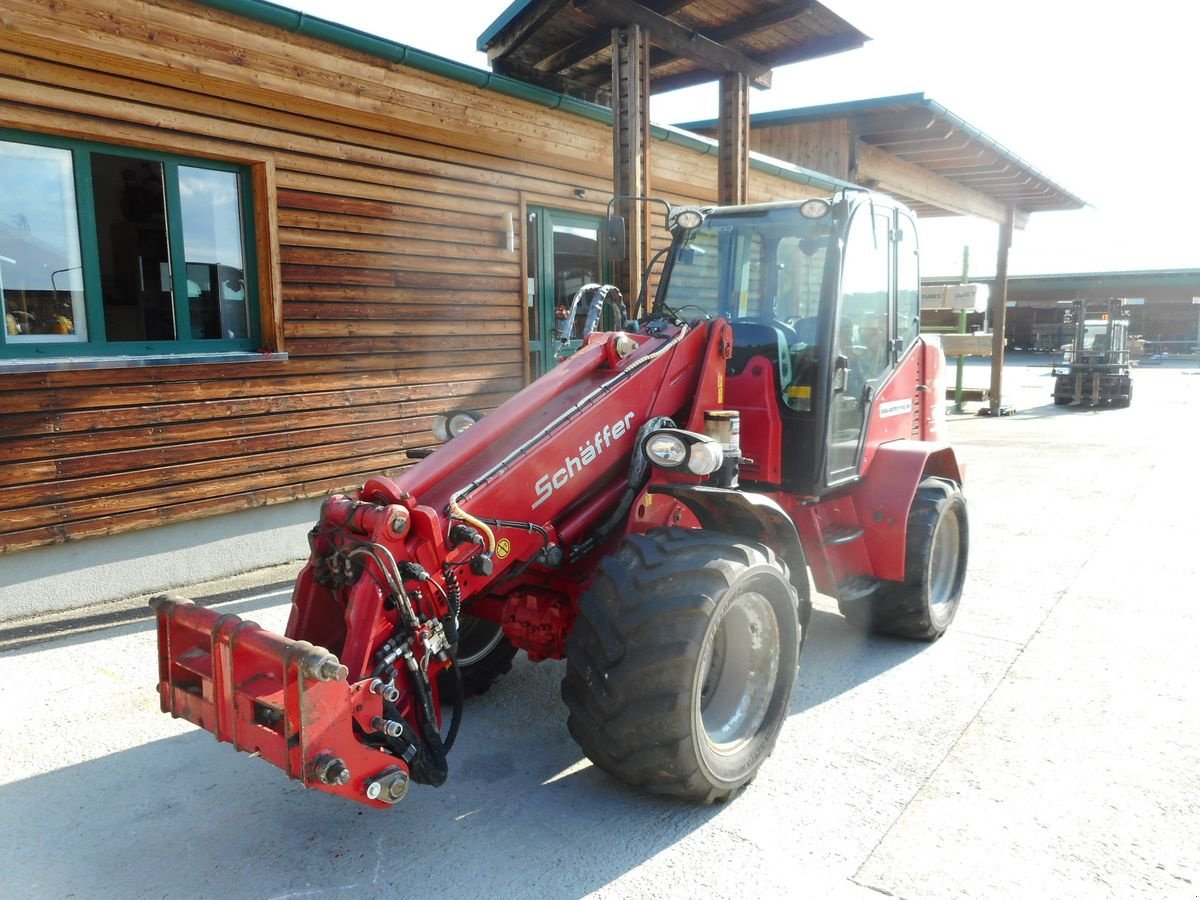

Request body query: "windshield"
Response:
[658, 205, 834, 345]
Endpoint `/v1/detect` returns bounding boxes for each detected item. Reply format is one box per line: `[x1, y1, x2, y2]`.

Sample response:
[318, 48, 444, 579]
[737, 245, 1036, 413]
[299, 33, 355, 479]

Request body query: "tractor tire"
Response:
[1115, 381, 1133, 409]
[562, 528, 800, 803]
[443, 615, 517, 696]
[841, 478, 968, 641]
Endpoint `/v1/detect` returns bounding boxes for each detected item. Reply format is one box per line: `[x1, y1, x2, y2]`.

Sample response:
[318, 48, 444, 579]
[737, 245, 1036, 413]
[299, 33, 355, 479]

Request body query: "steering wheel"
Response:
[731, 317, 799, 344]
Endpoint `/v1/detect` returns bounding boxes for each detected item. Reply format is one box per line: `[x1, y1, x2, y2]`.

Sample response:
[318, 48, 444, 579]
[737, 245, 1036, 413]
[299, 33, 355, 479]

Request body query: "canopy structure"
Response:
[677, 93, 1086, 227]
[478, 0, 868, 101]
[478, 1, 869, 298]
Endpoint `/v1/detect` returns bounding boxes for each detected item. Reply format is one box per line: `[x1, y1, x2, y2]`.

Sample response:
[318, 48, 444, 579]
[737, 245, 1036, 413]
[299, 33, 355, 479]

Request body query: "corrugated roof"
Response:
[677, 92, 1086, 216]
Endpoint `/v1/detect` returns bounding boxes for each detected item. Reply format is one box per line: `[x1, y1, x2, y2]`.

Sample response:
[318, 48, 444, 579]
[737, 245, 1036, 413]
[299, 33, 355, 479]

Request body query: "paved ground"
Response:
[1, 356, 1198, 899]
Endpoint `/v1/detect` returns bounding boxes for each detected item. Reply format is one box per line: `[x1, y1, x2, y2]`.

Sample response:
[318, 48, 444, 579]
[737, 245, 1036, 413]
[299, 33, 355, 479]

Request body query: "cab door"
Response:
[525, 208, 605, 379]
[825, 204, 896, 485]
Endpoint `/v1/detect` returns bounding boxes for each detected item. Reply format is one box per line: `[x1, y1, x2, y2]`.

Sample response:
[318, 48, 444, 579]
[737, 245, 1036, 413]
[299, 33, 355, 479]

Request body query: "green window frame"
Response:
[0, 129, 261, 360]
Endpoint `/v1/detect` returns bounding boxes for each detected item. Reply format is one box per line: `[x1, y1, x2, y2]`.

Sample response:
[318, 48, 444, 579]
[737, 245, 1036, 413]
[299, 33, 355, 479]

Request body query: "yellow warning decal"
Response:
[717, 373, 724, 404]
[495, 538, 512, 559]
[786, 385, 812, 399]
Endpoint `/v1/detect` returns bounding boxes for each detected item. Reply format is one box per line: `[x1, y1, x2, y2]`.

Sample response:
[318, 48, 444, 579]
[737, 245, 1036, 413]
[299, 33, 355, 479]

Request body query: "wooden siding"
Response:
[750, 120, 851, 182]
[0, 0, 817, 554]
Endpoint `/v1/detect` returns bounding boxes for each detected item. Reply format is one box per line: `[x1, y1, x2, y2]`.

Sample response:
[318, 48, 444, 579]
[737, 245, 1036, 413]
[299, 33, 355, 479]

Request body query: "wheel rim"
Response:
[928, 509, 962, 615]
[698, 590, 781, 754]
[455, 616, 505, 667]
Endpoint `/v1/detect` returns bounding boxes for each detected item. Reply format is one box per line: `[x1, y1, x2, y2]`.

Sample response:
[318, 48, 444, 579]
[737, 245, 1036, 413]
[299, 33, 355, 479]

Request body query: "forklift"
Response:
[1052, 299, 1132, 407]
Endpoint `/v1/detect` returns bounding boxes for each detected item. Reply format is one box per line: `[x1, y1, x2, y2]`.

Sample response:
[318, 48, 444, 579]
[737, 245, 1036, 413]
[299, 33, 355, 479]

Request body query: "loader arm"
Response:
[152, 317, 732, 807]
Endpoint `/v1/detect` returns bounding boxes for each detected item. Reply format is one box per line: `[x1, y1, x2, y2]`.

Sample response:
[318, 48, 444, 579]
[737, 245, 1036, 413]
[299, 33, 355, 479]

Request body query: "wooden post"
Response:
[718, 72, 749, 206]
[611, 24, 650, 303]
[989, 205, 1015, 414]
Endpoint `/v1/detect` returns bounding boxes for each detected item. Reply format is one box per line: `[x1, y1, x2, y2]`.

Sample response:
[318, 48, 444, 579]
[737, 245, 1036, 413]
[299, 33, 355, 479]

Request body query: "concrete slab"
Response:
[0, 358, 1196, 898]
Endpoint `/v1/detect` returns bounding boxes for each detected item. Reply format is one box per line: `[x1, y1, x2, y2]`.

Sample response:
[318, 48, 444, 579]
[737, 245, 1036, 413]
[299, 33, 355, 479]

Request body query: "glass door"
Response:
[826, 206, 895, 484]
[526, 208, 605, 379]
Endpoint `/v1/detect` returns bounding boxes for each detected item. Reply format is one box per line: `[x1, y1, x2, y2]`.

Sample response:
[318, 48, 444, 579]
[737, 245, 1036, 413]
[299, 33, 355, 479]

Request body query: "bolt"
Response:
[302, 652, 348, 683]
[311, 754, 351, 786]
[365, 768, 410, 804]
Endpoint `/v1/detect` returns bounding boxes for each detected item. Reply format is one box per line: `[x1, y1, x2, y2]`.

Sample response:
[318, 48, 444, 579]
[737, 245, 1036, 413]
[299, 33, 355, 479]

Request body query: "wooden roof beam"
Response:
[705, 1, 817, 43]
[855, 142, 1030, 228]
[535, 0, 690, 71]
[646, 30, 862, 94]
[573, 0, 774, 88]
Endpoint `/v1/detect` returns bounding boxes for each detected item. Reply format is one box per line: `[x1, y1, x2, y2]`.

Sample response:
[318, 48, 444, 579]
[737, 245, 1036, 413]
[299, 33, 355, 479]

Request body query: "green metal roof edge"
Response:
[192, 0, 848, 194]
[477, 0, 533, 52]
[676, 92, 1086, 210]
[675, 92, 931, 131]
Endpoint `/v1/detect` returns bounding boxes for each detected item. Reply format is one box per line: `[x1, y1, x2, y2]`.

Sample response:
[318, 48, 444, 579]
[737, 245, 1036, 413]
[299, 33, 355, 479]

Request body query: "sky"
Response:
[283, 0, 1198, 279]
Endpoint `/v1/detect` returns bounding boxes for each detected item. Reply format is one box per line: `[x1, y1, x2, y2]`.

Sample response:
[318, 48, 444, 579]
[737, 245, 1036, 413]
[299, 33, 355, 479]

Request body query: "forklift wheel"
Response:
[848, 478, 968, 641]
[562, 528, 800, 803]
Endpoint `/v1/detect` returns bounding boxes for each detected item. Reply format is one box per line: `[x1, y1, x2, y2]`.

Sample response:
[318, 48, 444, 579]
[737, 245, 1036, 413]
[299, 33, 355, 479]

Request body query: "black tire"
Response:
[1053, 375, 1072, 405]
[442, 615, 517, 696]
[562, 528, 800, 803]
[840, 478, 968, 641]
[1114, 381, 1132, 408]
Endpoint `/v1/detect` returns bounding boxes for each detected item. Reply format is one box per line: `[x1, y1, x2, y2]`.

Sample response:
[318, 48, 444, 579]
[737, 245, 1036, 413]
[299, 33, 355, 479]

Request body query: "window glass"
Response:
[776, 235, 825, 325]
[0, 133, 259, 359]
[181, 166, 249, 339]
[661, 227, 720, 317]
[897, 212, 920, 352]
[552, 223, 599, 340]
[828, 208, 892, 480]
[91, 153, 175, 342]
[0, 141, 86, 342]
[837, 210, 892, 388]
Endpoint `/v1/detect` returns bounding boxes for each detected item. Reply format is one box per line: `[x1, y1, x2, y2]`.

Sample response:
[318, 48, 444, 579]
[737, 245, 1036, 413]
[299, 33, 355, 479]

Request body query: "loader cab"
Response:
[655, 191, 922, 497]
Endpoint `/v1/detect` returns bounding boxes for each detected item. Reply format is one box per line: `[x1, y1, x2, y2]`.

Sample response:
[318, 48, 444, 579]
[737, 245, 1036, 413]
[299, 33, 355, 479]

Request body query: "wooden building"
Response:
[0, 0, 854, 616]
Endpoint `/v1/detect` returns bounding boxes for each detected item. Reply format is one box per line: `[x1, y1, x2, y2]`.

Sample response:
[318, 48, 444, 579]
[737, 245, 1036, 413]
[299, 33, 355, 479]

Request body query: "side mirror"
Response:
[604, 215, 627, 262]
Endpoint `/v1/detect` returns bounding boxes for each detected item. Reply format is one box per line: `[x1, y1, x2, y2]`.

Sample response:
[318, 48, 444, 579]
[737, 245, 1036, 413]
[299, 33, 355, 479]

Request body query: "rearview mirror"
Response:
[604, 215, 627, 261]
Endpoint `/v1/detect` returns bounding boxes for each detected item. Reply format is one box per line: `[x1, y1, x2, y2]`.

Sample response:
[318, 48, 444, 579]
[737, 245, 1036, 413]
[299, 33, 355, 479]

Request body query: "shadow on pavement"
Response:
[0, 599, 933, 897]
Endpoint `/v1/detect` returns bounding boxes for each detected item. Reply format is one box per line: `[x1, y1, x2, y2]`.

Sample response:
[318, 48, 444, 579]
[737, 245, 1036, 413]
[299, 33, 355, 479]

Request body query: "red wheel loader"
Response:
[152, 190, 968, 807]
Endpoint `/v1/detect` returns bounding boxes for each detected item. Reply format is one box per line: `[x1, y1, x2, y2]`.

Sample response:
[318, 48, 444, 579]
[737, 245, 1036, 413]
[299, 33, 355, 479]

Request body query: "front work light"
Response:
[641, 428, 724, 476]
[799, 198, 831, 219]
[432, 409, 483, 443]
[670, 207, 704, 231]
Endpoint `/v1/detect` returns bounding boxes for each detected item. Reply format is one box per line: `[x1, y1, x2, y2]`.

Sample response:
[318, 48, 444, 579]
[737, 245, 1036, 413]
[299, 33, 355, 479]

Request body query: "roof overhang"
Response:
[477, 0, 869, 102]
[677, 93, 1086, 225]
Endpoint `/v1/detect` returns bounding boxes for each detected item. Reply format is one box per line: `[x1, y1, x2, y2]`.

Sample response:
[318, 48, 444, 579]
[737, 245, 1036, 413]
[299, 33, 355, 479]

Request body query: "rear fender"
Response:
[646, 484, 811, 628]
[851, 441, 963, 582]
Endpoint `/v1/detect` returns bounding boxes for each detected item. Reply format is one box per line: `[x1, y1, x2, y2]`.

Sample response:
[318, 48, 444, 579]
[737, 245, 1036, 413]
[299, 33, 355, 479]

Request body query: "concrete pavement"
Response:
[1, 357, 1197, 899]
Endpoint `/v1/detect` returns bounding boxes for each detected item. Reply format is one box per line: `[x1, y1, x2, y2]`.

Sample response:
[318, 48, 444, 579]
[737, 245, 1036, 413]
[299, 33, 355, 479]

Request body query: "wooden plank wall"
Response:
[750, 121, 851, 182]
[0, 0, 817, 554]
